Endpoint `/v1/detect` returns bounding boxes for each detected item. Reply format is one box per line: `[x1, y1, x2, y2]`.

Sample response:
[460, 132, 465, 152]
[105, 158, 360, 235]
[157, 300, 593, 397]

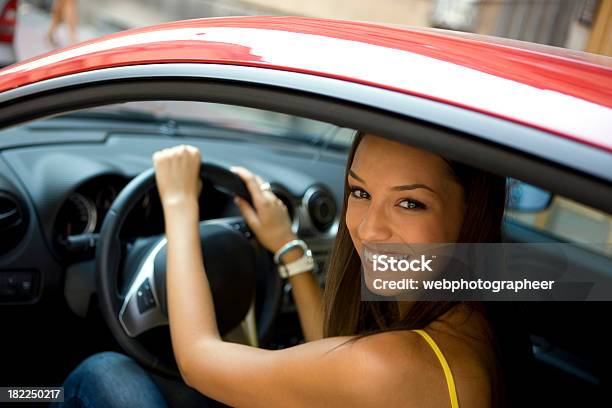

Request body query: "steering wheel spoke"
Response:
[119, 238, 168, 337]
[202, 216, 252, 239]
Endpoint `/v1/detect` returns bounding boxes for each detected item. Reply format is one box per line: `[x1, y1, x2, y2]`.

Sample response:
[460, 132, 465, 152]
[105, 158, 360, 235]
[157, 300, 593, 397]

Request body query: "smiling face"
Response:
[346, 134, 466, 261]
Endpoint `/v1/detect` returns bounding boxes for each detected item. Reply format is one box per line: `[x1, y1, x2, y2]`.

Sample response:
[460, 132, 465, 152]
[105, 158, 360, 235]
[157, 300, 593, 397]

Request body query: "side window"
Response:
[505, 179, 612, 256]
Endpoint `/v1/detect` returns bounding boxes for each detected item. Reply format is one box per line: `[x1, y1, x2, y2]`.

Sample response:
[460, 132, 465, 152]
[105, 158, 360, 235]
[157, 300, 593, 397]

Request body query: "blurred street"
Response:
[15, 1, 110, 60]
[14, 0, 271, 61]
[11, 0, 611, 63]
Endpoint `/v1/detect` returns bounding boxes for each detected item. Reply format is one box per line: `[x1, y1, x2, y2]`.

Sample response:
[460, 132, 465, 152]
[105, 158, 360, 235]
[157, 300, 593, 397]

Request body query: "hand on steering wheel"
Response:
[152, 144, 296, 255]
[230, 166, 296, 254]
[152, 144, 202, 208]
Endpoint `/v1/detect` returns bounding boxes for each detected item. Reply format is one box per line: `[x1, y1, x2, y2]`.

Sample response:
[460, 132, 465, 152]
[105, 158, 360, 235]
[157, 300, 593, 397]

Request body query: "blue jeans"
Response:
[50, 351, 226, 407]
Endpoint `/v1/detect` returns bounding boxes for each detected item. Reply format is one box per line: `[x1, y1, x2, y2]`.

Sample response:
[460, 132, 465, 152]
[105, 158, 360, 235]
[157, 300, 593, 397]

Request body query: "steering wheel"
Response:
[95, 163, 283, 377]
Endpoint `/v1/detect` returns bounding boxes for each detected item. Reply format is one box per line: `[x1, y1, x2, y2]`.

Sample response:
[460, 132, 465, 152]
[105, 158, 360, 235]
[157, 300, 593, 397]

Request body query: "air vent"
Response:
[0, 191, 28, 256]
[305, 186, 336, 232]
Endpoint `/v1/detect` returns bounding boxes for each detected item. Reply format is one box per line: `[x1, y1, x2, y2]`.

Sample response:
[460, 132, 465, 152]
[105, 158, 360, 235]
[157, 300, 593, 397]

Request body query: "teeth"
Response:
[364, 249, 410, 262]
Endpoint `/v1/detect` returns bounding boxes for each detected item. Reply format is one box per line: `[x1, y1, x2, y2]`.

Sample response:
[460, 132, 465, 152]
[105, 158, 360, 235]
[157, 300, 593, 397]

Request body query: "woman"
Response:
[57, 132, 529, 407]
[47, 0, 79, 46]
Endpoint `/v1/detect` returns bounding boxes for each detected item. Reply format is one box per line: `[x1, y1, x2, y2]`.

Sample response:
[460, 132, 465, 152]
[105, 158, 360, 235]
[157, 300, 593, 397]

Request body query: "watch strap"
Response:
[278, 248, 315, 278]
[273, 239, 308, 264]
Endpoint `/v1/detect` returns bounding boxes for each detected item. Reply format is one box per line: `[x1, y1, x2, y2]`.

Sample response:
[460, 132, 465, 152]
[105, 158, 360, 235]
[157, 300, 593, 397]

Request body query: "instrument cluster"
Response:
[52, 175, 237, 259]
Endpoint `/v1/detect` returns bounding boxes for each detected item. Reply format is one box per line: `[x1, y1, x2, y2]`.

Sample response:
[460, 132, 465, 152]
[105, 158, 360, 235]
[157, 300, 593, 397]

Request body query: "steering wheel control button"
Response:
[137, 278, 157, 314]
[231, 221, 251, 238]
[0, 270, 37, 303]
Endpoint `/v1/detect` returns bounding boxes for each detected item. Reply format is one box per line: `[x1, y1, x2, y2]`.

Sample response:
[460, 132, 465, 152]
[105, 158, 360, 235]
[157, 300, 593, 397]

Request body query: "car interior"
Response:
[1, 93, 610, 407]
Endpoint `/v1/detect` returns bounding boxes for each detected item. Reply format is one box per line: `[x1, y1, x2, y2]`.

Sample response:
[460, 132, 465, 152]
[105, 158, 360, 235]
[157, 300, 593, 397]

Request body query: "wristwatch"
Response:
[273, 239, 315, 279]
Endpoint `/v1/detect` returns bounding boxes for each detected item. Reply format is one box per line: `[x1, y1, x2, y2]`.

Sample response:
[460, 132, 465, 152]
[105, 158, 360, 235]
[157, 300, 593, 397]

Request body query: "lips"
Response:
[362, 243, 414, 263]
[364, 249, 410, 262]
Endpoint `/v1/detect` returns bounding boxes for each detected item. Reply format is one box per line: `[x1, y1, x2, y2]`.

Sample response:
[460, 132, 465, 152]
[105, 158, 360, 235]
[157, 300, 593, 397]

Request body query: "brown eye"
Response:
[398, 199, 426, 210]
[349, 187, 369, 200]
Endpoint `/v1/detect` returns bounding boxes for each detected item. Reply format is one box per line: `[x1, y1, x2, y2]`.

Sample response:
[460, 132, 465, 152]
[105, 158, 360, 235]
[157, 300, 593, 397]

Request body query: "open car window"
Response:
[506, 184, 611, 257]
[5, 96, 609, 261]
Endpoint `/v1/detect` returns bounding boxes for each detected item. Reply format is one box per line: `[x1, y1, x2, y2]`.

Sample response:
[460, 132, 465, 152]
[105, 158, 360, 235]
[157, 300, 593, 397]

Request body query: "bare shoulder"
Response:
[276, 305, 494, 407]
[310, 331, 435, 407]
[306, 331, 488, 407]
[338, 308, 494, 407]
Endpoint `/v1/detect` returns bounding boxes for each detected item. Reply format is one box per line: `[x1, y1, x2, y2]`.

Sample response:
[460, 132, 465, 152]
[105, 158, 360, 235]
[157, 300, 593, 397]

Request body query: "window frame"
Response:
[0, 63, 609, 214]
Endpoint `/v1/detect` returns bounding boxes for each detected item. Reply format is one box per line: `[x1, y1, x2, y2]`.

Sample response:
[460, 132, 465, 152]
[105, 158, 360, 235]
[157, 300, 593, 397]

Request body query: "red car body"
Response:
[0, 16, 610, 151]
[0, 16, 610, 406]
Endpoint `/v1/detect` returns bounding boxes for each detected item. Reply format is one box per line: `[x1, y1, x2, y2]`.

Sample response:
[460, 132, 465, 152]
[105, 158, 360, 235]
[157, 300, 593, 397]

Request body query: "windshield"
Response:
[68, 101, 357, 149]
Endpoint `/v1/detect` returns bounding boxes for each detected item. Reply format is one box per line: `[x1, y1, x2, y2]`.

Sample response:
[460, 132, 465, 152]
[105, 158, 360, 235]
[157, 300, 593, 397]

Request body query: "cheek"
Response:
[345, 200, 359, 238]
[345, 200, 365, 251]
[391, 212, 457, 243]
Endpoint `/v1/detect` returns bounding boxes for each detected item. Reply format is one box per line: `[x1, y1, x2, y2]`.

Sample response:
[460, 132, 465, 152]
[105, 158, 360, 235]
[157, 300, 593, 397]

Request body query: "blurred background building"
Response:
[19, 0, 612, 58]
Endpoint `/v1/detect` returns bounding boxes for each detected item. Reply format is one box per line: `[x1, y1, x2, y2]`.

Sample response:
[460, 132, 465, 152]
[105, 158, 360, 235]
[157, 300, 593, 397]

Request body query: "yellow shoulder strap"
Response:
[413, 329, 459, 408]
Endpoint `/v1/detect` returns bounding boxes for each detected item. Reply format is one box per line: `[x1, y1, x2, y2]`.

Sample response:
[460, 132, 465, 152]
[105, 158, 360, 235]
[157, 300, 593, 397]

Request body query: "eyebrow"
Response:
[348, 169, 365, 182]
[348, 169, 436, 194]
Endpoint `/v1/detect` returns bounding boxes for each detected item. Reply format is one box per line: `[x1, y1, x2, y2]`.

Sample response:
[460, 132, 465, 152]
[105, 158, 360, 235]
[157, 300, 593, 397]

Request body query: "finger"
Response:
[261, 190, 277, 206]
[230, 166, 255, 185]
[230, 166, 250, 177]
[152, 148, 167, 161]
[254, 175, 276, 202]
[231, 166, 265, 208]
[185, 145, 201, 160]
[234, 196, 260, 230]
[254, 173, 265, 186]
[253, 174, 273, 196]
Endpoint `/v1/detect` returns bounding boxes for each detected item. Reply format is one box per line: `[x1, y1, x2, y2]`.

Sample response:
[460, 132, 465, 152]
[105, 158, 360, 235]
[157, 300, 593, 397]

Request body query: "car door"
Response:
[0, 63, 611, 405]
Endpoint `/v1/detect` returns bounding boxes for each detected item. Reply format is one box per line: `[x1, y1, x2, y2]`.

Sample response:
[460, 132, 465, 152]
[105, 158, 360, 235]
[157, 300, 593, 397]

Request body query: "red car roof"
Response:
[0, 16, 611, 151]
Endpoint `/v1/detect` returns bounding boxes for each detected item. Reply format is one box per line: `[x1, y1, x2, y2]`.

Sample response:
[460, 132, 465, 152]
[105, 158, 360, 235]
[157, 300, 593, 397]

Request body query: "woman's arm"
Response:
[153, 145, 221, 352]
[231, 166, 324, 342]
[152, 146, 415, 407]
[282, 249, 325, 341]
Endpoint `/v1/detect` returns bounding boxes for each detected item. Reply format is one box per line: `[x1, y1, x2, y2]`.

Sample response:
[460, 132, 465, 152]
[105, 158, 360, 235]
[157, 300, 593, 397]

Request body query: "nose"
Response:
[357, 202, 393, 243]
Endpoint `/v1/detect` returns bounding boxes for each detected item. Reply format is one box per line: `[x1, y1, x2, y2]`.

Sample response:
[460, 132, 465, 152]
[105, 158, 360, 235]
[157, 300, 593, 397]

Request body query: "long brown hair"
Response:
[321, 131, 520, 406]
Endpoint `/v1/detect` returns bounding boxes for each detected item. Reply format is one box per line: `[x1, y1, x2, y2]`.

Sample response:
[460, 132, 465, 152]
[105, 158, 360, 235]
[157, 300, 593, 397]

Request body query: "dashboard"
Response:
[0, 133, 346, 306]
[51, 174, 237, 260]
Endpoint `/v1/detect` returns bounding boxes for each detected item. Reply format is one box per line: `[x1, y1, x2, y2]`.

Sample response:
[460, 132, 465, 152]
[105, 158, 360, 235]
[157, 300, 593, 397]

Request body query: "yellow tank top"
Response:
[412, 329, 459, 408]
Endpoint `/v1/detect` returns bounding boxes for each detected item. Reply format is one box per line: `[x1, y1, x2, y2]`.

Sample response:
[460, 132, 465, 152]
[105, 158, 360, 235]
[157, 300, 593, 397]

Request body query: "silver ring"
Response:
[260, 182, 272, 192]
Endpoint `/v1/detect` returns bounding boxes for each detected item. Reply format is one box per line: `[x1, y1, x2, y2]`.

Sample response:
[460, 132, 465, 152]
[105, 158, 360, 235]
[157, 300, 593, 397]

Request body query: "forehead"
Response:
[351, 134, 451, 183]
